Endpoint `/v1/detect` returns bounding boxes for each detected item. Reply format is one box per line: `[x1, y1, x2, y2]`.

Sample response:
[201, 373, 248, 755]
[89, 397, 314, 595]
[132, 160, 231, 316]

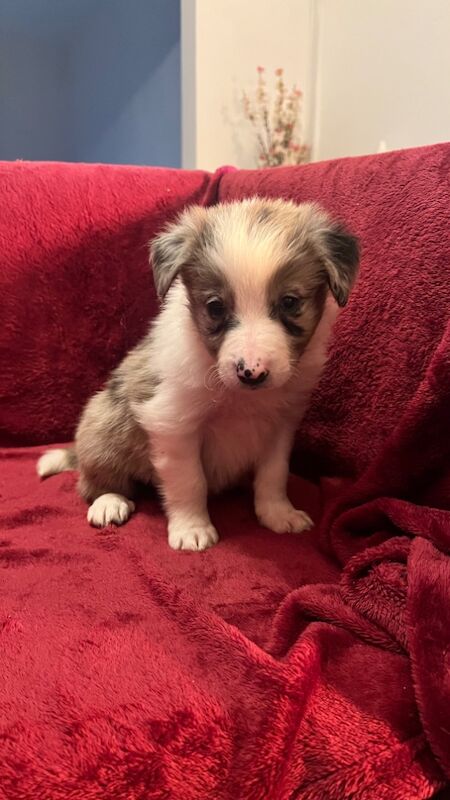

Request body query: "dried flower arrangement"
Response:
[242, 66, 309, 168]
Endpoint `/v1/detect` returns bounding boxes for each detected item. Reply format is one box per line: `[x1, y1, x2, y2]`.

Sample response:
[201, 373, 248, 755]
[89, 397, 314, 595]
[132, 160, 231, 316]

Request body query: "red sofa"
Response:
[1, 144, 449, 799]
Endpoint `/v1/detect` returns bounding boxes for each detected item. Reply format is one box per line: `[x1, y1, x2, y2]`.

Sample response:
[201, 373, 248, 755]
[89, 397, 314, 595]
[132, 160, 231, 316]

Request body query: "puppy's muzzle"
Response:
[236, 359, 269, 388]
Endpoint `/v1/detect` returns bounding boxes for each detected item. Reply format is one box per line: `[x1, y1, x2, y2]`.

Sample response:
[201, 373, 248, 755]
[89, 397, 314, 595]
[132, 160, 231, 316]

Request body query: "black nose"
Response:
[238, 370, 269, 387]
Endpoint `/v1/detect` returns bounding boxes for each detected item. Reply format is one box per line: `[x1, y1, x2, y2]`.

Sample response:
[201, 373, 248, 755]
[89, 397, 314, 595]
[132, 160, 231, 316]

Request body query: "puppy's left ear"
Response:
[150, 206, 207, 300]
[322, 223, 360, 307]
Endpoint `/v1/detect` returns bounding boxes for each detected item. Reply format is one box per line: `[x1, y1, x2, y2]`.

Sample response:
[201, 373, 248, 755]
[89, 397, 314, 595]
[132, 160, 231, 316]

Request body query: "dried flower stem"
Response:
[242, 67, 309, 168]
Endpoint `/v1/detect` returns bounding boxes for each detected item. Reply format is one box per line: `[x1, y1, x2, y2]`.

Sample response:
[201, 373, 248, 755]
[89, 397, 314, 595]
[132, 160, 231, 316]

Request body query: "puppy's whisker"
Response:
[204, 365, 223, 392]
[206, 374, 223, 393]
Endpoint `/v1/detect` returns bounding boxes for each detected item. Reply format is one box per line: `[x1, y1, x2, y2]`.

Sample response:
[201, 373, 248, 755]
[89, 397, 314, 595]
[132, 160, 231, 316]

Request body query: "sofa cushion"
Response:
[3, 445, 443, 799]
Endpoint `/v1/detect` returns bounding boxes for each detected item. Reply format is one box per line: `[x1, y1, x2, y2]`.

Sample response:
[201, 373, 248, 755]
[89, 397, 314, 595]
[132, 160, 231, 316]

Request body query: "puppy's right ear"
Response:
[150, 206, 207, 300]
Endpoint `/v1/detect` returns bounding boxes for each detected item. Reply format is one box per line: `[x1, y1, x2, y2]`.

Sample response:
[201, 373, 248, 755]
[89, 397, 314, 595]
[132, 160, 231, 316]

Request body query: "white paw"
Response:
[87, 494, 135, 527]
[168, 520, 219, 551]
[256, 500, 313, 534]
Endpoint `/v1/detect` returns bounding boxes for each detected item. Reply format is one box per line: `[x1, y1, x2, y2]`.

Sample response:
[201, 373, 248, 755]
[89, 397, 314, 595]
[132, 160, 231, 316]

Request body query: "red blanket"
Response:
[0, 146, 449, 799]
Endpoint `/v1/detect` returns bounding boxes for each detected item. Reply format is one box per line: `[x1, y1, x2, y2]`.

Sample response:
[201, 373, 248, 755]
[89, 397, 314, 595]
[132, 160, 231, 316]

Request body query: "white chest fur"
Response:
[201, 392, 289, 492]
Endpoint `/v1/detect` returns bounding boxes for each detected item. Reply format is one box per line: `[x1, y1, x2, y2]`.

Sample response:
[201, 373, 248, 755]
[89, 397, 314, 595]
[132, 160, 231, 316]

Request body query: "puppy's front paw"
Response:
[256, 499, 313, 534]
[168, 520, 219, 551]
[87, 493, 135, 527]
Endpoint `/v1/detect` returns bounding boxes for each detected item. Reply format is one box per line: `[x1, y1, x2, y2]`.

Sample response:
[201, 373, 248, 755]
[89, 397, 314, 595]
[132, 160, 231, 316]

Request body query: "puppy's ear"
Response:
[321, 223, 360, 307]
[150, 206, 207, 300]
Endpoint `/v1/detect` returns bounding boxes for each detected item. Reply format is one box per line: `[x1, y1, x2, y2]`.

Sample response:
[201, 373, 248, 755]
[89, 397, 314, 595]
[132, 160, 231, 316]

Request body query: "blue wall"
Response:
[0, 0, 181, 166]
[69, 0, 180, 166]
[0, 32, 68, 162]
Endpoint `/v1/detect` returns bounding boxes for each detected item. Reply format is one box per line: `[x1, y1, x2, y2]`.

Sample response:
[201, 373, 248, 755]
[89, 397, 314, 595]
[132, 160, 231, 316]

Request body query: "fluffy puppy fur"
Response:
[37, 198, 359, 551]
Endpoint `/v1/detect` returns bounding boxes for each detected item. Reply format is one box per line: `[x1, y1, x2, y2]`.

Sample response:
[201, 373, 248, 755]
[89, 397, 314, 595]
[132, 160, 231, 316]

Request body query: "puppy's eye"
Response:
[206, 298, 226, 319]
[280, 295, 301, 315]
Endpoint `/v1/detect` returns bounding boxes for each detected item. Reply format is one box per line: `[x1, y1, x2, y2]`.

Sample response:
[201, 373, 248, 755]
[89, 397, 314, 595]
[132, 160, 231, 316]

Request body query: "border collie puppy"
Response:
[38, 198, 358, 551]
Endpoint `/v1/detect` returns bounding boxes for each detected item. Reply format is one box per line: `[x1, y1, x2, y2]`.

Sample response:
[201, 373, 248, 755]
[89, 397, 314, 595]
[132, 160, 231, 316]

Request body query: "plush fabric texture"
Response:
[1, 146, 449, 799]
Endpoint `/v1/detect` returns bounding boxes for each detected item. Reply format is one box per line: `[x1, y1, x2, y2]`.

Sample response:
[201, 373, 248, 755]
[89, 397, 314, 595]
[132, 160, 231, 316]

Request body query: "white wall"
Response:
[182, 0, 315, 170]
[313, 0, 450, 161]
[182, 0, 450, 169]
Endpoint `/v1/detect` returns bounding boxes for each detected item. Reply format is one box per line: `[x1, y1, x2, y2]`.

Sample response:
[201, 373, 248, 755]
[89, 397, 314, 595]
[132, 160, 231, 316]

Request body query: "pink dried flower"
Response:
[242, 66, 308, 168]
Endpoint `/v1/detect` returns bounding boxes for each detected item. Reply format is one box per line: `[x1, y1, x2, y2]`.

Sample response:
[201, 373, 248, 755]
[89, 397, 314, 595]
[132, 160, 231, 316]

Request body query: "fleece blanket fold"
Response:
[0, 145, 449, 799]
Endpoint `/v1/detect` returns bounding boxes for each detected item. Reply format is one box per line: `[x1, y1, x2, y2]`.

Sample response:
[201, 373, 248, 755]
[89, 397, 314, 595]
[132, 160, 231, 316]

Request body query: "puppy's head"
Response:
[150, 198, 359, 390]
